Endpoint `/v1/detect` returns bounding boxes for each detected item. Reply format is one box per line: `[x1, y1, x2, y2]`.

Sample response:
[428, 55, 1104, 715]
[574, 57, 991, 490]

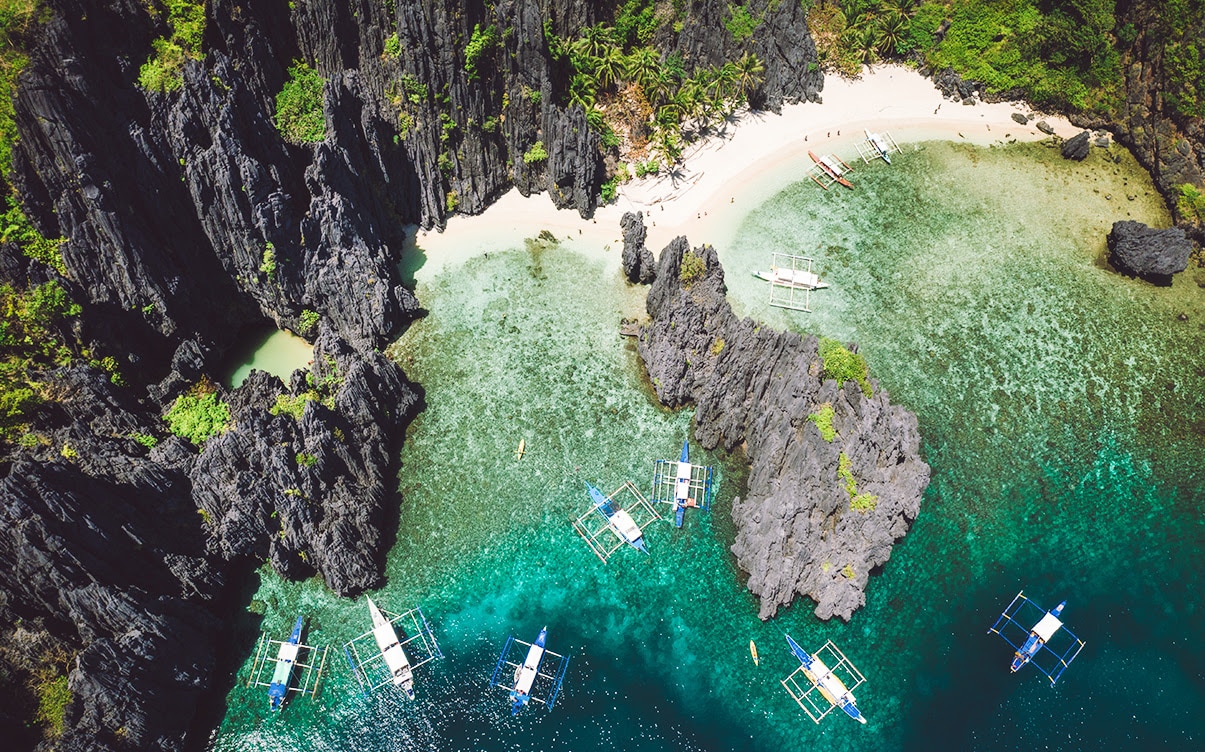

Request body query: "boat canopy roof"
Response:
[1033, 612, 1063, 641]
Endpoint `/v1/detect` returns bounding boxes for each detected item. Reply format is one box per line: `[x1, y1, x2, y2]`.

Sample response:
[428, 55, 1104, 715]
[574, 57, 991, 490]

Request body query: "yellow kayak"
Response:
[750, 640, 759, 666]
[515, 438, 526, 460]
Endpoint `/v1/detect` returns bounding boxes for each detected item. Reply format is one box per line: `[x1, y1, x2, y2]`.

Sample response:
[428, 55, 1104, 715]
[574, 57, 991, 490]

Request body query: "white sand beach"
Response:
[414, 65, 1081, 275]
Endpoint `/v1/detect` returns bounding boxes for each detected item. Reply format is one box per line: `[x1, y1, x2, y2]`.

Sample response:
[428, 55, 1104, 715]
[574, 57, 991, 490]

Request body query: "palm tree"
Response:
[574, 23, 616, 60]
[568, 72, 597, 109]
[734, 52, 765, 100]
[623, 47, 661, 92]
[875, 11, 909, 57]
[595, 44, 626, 90]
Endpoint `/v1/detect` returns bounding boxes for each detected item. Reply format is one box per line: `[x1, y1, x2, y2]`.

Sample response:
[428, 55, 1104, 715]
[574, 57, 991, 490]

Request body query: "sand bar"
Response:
[413, 65, 1081, 277]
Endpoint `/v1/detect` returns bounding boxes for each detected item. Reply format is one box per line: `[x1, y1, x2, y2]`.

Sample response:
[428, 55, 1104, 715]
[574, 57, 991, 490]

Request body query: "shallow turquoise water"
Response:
[210, 142, 1204, 750]
[225, 328, 314, 388]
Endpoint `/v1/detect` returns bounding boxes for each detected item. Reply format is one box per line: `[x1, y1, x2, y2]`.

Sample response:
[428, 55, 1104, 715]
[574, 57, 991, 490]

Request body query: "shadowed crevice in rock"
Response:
[637, 239, 929, 621]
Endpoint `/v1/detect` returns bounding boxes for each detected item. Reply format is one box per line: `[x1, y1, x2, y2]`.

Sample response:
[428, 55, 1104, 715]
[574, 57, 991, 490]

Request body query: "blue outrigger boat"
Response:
[267, 616, 304, 711]
[489, 626, 571, 714]
[784, 634, 867, 724]
[671, 440, 692, 527]
[586, 482, 649, 554]
[988, 591, 1085, 685]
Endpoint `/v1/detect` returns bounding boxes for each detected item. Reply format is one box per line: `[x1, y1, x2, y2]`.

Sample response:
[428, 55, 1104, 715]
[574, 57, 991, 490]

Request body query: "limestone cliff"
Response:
[636, 231, 930, 621]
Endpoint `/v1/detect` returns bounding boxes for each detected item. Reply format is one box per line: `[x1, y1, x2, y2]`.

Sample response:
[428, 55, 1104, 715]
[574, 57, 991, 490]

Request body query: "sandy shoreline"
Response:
[413, 65, 1081, 276]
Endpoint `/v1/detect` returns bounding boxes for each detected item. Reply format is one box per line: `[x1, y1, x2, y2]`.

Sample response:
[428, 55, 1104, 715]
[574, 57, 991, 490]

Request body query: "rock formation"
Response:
[1061, 130, 1092, 161]
[620, 211, 656, 284]
[1107, 220, 1193, 282]
[637, 238, 929, 621]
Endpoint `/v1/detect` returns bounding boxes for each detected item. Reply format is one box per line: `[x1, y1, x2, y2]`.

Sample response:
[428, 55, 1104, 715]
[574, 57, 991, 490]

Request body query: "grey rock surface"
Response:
[637, 239, 929, 621]
[1061, 130, 1092, 160]
[1107, 220, 1193, 281]
[620, 212, 656, 284]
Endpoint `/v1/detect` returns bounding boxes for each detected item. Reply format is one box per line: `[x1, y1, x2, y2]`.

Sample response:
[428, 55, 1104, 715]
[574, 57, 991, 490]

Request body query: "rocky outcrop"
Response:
[1107, 220, 1193, 282]
[637, 239, 929, 621]
[1061, 130, 1092, 161]
[192, 327, 420, 596]
[620, 211, 656, 284]
[0, 368, 225, 752]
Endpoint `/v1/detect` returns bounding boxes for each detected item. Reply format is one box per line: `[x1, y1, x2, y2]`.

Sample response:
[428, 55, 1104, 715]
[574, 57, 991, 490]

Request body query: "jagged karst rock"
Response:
[1035, 120, 1056, 135]
[1062, 130, 1092, 160]
[1107, 220, 1193, 282]
[1012, 112, 1030, 124]
[192, 327, 420, 596]
[0, 368, 224, 752]
[637, 239, 929, 621]
[620, 211, 656, 284]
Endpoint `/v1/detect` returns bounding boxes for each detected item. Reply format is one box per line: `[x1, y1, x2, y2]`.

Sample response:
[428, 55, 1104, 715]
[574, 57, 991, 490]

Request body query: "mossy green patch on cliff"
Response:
[274, 61, 327, 144]
[819, 336, 871, 397]
[138, 0, 207, 94]
[679, 249, 705, 287]
[464, 23, 499, 80]
[164, 380, 231, 446]
[0, 0, 50, 175]
[807, 403, 836, 441]
[2, 195, 66, 275]
[0, 279, 82, 442]
[33, 673, 70, 737]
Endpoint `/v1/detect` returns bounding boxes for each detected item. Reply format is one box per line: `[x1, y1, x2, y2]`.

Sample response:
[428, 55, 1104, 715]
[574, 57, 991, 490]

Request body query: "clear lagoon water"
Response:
[210, 141, 1204, 751]
[225, 328, 314, 389]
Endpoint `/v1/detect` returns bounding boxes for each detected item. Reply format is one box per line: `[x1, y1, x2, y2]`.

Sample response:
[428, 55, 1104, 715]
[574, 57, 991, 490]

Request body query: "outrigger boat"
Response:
[343, 599, 442, 697]
[267, 616, 304, 711]
[781, 635, 867, 725]
[515, 438, 526, 460]
[368, 595, 415, 698]
[489, 626, 571, 714]
[807, 150, 853, 189]
[650, 439, 715, 527]
[752, 266, 829, 291]
[671, 440, 693, 527]
[248, 616, 327, 710]
[573, 481, 661, 563]
[988, 591, 1085, 686]
[858, 129, 901, 164]
[587, 481, 648, 554]
[754, 252, 828, 312]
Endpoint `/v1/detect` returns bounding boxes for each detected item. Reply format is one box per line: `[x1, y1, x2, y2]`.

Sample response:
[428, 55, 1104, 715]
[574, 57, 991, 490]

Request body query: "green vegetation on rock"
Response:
[274, 61, 327, 144]
[1176, 182, 1205, 224]
[0, 0, 49, 175]
[2, 195, 66, 275]
[464, 23, 500, 80]
[807, 403, 836, 441]
[138, 0, 207, 94]
[0, 279, 82, 443]
[819, 336, 871, 397]
[298, 308, 320, 336]
[34, 673, 70, 737]
[837, 450, 878, 513]
[523, 140, 548, 164]
[725, 4, 760, 43]
[164, 381, 231, 446]
[679, 249, 705, 287]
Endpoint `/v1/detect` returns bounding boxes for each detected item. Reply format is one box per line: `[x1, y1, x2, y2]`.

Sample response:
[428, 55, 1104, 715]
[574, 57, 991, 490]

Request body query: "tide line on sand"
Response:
[413, 64, 1081, 278]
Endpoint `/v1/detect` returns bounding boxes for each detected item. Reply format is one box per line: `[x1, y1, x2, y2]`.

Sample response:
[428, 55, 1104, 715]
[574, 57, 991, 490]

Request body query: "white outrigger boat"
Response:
[856, 128, 902, 164]
[755, 252, 828, 312]
[489, 626, 571, 714]
[342, 598, 442, 698]
[572, 480, 661, 563]
[752, 265, 829, 291]
[247, 615, 327, 711]
[368, 596, 415, 698]
[650, 438, 715, 528]
[781, 635, 868, 725]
